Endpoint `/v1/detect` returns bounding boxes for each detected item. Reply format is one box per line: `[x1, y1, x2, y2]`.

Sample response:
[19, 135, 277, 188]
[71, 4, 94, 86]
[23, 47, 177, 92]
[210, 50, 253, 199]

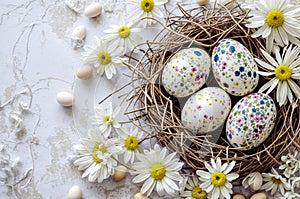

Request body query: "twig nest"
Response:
[232, 194, 246, 199]
[68, 185, 82, 199]
[56, 92, 73, 107]
[126, 0, 300, 179]
[111, 165, 127, 181]
[133, 193, 148, 199]
[250, 192, 267, 199]
[84, 3, 102, 18]
[76, 66, 93, 79]
[196, 0, 209, 6]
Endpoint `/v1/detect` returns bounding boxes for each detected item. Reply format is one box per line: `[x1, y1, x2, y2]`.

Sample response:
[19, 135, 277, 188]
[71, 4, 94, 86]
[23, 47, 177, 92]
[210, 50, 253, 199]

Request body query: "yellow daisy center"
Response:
[124, 136, 139, 150]
[275, 65, 291, 81]
[191, 185, 207, 199]
[92, 142, 107, 163]
[272, 177, 282, 184]
[118, 25, 130, 38]
[140, 0, 154, 12]
[266, 9, 284, 28]
[103, 115, 111, 123]
[150, 163, 166, 180]
[98, 51, 111, 65]
[210, 172, 227, 187]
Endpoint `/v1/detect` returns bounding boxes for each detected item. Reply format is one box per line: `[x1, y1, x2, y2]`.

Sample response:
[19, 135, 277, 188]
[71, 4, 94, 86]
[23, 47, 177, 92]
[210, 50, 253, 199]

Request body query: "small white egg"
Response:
[76, 66, 93, 79]
[232, 194, 246, 199]
[84, 3, 102, 18]
[71, 25, 86, 40]
[111, 165, 127, 182]
[56, 92, 74, 107]
[197, 0, 209, 6]
[68, 185, 82, 199]
[133, 193, 148, 199]
[250, 192, 267, 199]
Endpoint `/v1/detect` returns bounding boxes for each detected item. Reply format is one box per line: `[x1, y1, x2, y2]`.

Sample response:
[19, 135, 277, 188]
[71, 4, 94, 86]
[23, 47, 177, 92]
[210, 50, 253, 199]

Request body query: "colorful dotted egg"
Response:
[212, 39, 259, 96]
[226, 93, 277, 150]
[162, 48, 210, 97]
[181, 87, 231, 133]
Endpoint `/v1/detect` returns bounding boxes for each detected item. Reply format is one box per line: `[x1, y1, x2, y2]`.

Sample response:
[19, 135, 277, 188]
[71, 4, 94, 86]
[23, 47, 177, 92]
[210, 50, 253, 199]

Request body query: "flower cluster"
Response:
[242, 0, 300, 106]
[242, 151, 300, 198]
[193, 157, 239, 199]
[73, 102, 183, 197]
[81, 0, 168, 79]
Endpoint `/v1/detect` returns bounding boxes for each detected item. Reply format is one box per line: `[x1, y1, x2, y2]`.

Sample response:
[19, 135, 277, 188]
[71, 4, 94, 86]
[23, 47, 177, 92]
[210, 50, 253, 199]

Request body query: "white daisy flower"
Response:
[73, 131, 122, 183]
[242, 172, 263, 191]
[116, 127, 144, 164]
[279, 151, 300, 178]
[261, 168, 291, 196]
[290, 176, 300, 192]
[282, 191, 300, 199]
[126, 0, 168, 28]
[255, 45, 300, 106]
[196, 157, 239, 199]
[103, 14, 142, 53]
[180, 175, 208, 199]
[246, 0, 300, 51]
[94, 102, 121, 138]
[131, 144, 184, 196]
[81, 36, 125, 79]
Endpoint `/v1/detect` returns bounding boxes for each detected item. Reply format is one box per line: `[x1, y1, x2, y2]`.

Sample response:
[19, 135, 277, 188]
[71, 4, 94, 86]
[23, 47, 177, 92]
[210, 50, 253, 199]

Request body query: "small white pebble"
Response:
[133, 193, 148, 199]
[196, 0, 209, 6]
[56, 92, 74, 107]
[71, 25, 86, 40]
[250, 192, 267, 199]
[232, 194, 246, 199]
[84, 3, 102, 18]
[76, 66, 93, 79]
[111, 165, 127, 182]
[68, 185, 82, 199]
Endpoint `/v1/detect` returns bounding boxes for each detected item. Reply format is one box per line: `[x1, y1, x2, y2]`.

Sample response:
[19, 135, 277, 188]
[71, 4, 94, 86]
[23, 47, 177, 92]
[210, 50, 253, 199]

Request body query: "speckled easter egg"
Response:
[162, 48, 210, 97]
[226, 93, 276, 150]
[181, 87, 231, 133]
[212, 39, 259, 96]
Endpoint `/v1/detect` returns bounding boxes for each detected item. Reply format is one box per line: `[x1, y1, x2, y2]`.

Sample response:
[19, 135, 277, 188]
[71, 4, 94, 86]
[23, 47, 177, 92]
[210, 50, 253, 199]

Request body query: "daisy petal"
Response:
[255, 58, 276, 71]
[288, 79, 300, 98]
[260, 49, 278, 67]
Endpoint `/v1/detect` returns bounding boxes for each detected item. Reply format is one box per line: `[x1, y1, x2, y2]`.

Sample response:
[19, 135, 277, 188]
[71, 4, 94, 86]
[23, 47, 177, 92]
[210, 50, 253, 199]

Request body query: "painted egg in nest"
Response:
[226, 93, 277, 150]
[212, 39, 259, 96]
[162, 48, 210, 97]
[181, 87, 231, 133]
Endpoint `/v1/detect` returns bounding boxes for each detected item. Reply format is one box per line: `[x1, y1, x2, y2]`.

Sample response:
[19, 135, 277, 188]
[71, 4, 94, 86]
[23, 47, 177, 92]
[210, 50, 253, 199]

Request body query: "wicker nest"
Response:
[121, 2, 300, 178]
